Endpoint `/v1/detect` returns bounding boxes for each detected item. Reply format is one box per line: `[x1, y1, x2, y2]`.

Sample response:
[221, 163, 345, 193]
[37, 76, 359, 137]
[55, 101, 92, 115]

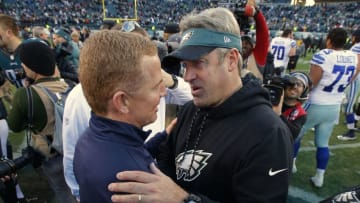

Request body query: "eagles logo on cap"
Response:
[162, 28, 242, 68]
[180, 31, 194, 45]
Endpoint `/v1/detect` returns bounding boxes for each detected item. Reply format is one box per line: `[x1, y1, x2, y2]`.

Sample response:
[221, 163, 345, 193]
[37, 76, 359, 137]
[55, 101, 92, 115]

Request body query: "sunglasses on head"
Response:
[121, 21, 141, 33]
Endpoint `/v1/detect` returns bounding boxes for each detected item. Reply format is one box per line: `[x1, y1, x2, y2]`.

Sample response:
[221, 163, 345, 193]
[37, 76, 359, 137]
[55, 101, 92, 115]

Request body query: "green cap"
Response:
[162, 28, 242, 68]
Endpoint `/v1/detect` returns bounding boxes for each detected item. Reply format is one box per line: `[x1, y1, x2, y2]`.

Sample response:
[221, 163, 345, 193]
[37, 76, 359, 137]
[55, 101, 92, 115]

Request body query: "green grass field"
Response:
[4, 53, 360, 203]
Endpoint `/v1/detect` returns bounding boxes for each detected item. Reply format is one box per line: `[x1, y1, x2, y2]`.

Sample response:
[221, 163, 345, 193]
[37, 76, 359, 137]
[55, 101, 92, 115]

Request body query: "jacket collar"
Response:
[89, 112, 151, 146]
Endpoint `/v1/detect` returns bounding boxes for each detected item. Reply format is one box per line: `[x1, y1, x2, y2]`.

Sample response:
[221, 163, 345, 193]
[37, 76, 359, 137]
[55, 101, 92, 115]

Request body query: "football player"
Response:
[294, 28, 360, 187]
[337, 29, 360, 141]
[270, 29, 297, 76]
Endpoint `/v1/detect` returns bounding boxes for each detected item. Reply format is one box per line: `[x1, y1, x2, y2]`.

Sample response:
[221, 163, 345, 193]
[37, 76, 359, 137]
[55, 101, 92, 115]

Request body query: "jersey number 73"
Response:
[323, 65, 355, 93]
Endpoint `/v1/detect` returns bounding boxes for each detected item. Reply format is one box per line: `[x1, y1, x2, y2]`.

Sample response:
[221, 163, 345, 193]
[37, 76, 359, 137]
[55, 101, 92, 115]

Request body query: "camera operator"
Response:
[0, 14, 27, 203]
[7, 40, 76, 203]
[268, 72, 311, 174]
[273, 72, 311, 141]
[237, 0, 270, 82]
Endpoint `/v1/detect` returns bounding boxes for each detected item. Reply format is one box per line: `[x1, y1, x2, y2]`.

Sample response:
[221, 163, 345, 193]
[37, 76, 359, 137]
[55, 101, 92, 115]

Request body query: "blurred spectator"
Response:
[52, 28, 79, 85]
[163, 23, 179, 41]
[80, 26, 90, 42]
[71, 31, 83, 50]
[164, 23, 181, 54]
[100, 20, 116, 30]
[32, 26, 51, 46]
[53, 27, 80, 68]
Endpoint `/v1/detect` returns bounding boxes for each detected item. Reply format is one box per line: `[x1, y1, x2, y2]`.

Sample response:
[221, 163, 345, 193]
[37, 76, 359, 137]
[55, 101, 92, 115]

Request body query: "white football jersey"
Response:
[270, 37, 296, 69]
[351, 42, 360, 55]
[309, 49, 358, 105]
[351, 42, 360, 80]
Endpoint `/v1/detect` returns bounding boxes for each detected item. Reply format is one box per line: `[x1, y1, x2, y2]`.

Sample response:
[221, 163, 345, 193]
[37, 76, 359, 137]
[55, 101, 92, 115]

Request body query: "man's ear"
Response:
[112, 91, 129, 114]
[6, 29, 12, 36]
[228, 48, 240, 72]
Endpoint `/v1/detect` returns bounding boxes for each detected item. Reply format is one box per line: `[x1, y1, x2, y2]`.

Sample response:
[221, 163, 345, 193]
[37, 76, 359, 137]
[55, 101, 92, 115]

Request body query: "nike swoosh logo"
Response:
[268, 168, 288, 176]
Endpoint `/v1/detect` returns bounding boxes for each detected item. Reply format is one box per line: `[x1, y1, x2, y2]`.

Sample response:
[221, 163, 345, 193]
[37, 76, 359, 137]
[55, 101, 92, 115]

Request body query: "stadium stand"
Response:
[0, 0, 358, 34]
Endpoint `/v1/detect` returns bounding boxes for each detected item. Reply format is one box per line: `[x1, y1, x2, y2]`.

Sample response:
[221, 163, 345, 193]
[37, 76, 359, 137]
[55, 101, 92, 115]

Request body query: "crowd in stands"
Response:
[1, 0, 103, 28]
[262, 3, 359, 33]
[1, 0, 359, 34]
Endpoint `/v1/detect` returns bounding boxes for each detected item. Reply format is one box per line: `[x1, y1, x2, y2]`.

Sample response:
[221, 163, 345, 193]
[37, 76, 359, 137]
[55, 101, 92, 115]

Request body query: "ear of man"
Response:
[227, 48, 240, 72]
[112, 91, 130, 114]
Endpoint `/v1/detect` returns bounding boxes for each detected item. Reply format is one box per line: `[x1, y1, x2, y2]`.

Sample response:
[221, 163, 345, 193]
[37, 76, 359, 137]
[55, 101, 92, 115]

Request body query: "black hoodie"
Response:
[158, 78, 293, 203]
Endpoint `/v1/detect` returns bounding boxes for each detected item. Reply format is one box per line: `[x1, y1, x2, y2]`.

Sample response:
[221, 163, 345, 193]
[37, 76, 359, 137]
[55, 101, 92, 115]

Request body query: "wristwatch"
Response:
[168, 74, 178, 89]
[183, 193, 202, 203]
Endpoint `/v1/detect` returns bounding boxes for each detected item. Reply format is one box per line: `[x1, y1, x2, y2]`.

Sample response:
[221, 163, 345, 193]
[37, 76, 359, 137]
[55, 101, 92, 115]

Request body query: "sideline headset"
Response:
[289, 71, 312, 101]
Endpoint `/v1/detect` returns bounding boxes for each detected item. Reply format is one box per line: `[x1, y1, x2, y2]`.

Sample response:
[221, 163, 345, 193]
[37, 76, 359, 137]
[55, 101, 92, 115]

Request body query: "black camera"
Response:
[0, 69, 26, 86]
[232, 0, 251, 34]
[13, 69, 26, 81]
[264, 76, 297, 105]
[0, 146, 42, 178]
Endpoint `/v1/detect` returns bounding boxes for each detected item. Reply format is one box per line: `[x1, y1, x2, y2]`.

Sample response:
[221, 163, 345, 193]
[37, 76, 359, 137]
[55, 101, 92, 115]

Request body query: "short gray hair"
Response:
[180, 7, 240, 36]
[180, 7, 243, 74]
[32, 26, 48, 38]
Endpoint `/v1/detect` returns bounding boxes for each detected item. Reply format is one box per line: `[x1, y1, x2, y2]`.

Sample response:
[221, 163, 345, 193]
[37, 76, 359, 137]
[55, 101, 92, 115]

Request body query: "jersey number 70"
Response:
[271, 45, 285, 60]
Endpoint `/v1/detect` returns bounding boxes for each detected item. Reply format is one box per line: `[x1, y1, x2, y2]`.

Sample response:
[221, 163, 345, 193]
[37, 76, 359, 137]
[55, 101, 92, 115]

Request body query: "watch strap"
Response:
[183, 193, 202, 203]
